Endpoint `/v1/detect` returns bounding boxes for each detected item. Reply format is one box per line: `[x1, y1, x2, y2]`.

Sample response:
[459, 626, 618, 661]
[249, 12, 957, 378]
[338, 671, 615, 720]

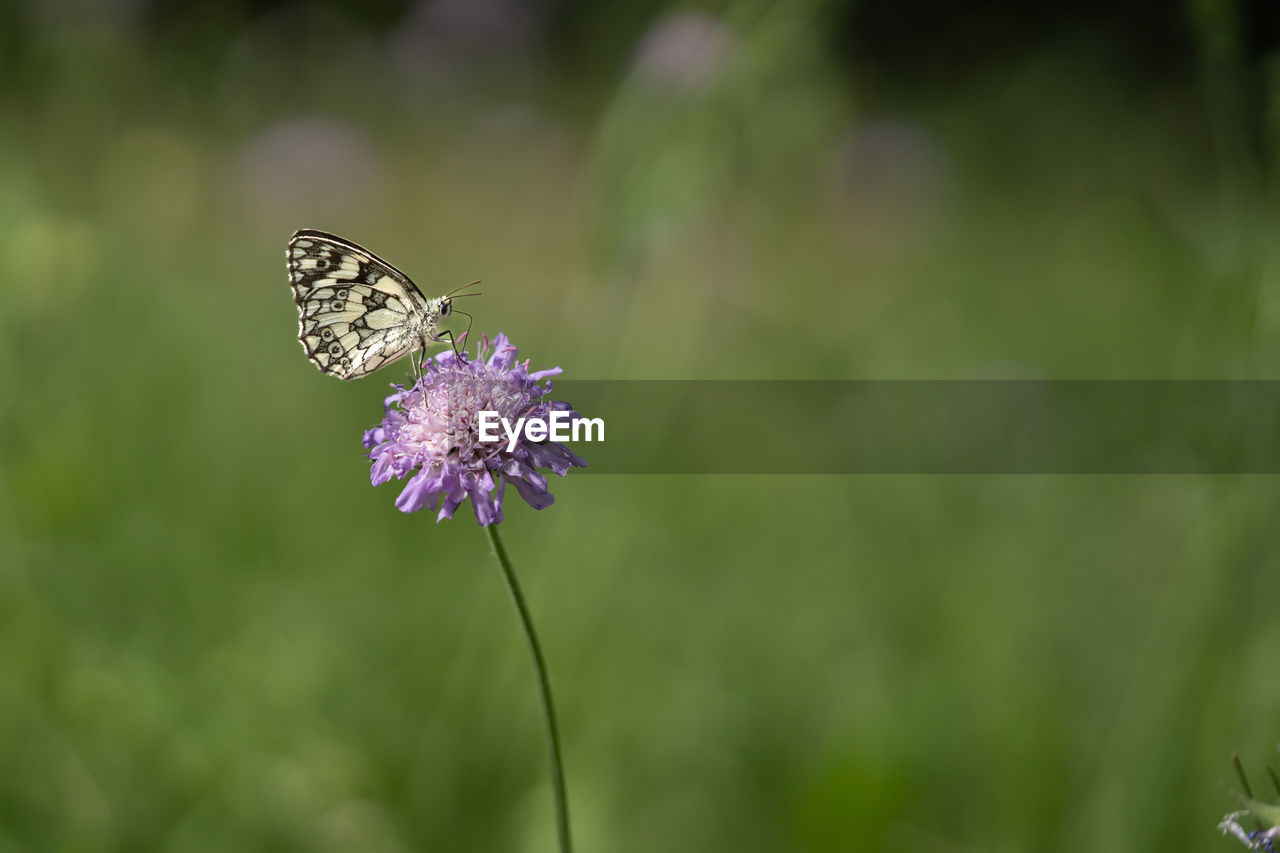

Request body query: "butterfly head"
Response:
[435, 280, 482, 358]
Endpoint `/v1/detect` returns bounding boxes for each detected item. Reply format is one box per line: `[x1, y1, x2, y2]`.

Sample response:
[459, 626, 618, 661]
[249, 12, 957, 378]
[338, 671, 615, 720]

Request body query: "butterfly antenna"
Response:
[445, 279, 482, 298]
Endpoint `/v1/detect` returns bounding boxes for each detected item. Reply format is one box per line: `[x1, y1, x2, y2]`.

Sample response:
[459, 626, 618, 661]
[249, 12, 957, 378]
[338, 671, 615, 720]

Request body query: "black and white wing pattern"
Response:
[288, 229, 443, 380]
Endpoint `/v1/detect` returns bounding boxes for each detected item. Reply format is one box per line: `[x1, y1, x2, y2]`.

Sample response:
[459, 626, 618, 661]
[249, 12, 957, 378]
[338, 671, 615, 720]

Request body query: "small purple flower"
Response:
[363, 333, 587, 525]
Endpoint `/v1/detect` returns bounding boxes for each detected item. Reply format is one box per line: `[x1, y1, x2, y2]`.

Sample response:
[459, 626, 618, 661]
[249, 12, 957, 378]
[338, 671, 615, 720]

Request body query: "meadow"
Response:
[1, 3, 1279, 851]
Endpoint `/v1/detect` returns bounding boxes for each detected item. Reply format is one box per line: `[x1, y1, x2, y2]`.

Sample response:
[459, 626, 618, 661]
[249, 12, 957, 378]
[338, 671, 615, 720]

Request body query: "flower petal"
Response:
[395, 465, 445, 513]
[506, 471, 556, 510]
[466, 469, 500, 526]
[370, 452, 395, 485]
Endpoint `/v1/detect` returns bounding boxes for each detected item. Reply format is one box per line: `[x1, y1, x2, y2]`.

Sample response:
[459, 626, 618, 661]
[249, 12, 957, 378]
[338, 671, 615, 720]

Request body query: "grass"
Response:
[1, 10, 1279, 851]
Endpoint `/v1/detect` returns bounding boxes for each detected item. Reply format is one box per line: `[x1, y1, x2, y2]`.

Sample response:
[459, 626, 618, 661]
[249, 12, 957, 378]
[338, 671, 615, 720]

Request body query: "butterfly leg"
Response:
[408, 335, 430, 387]
[437, 330, 467, 364]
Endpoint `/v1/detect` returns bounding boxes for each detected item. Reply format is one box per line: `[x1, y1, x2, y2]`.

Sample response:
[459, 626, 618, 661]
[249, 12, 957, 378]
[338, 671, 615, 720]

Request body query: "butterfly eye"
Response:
[329, 343, 342, 355]
[441, 300, 451, 315]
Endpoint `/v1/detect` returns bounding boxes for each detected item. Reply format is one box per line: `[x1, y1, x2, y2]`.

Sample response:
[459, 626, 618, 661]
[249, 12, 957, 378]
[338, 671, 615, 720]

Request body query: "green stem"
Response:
[484, 523, 573, 853]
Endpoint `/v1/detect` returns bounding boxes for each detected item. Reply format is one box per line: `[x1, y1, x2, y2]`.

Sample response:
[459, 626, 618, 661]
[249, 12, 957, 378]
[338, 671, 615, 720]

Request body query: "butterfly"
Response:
[287, 229, 479, 380]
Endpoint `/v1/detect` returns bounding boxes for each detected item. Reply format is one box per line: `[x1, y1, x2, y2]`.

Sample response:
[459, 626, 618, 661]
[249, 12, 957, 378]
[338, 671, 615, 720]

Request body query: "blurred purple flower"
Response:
[631, 10, 732, 91]
[230, 116, 383, 224]
[363, 333, 587, 525]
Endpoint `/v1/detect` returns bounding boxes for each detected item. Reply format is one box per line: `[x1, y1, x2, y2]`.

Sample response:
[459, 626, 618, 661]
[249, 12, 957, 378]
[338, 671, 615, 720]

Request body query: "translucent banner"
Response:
[527, 380, 1280, 473]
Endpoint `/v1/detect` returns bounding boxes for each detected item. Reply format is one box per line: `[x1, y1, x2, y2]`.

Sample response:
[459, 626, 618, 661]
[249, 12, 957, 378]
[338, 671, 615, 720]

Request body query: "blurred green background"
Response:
[3, 0, 1280, 850]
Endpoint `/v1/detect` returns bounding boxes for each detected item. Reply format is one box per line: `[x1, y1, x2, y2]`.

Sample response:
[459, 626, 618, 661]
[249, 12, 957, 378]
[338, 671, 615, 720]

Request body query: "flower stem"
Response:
[484, 523, 573, 853]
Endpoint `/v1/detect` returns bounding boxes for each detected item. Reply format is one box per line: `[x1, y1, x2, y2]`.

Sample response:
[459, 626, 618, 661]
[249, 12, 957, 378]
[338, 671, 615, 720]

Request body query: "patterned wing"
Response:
[288, 230, 432, 380]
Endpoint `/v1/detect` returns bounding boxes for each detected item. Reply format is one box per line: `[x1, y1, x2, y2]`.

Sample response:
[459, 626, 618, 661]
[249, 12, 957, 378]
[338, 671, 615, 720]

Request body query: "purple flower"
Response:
[363, 333, 587, 525]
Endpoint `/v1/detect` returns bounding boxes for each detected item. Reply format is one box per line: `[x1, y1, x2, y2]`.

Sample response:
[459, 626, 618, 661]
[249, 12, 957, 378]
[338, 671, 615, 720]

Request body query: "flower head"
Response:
[362, 333, 587, 525]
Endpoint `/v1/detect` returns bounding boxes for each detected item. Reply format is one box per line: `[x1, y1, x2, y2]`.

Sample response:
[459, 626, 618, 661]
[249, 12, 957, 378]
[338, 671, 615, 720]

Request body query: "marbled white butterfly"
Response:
[288, 229, 478, 380]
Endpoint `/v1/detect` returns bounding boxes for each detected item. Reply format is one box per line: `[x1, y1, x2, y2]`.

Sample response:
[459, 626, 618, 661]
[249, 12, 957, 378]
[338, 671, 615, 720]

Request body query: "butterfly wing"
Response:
[288, 230, 433, 380]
